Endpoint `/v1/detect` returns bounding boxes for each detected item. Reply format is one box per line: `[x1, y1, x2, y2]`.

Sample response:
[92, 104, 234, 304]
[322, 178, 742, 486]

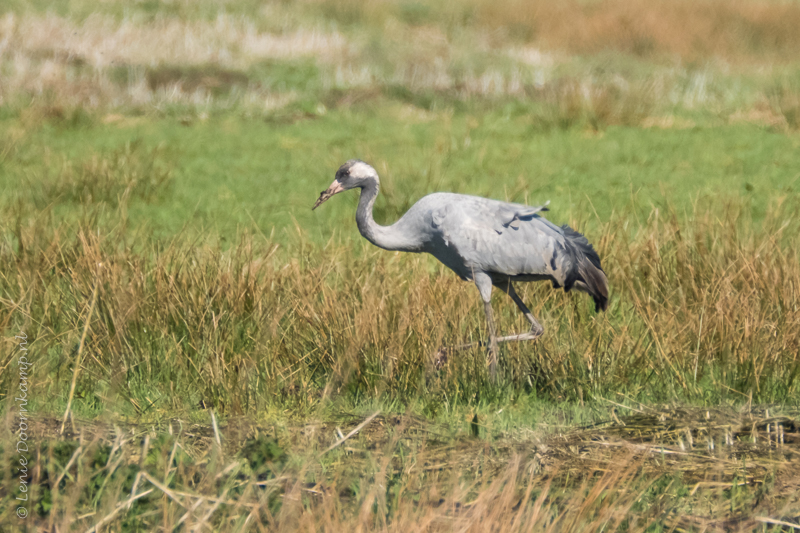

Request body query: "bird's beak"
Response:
[312, 179, 345, 210]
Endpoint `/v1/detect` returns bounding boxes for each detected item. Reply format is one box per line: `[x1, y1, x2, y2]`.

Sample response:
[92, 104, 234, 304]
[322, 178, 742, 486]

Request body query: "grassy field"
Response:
[2, 0, 800, 530]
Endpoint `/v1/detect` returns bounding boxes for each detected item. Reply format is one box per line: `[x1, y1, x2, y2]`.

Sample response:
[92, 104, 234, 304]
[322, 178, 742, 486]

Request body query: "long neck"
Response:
[355, 180, 423, 252]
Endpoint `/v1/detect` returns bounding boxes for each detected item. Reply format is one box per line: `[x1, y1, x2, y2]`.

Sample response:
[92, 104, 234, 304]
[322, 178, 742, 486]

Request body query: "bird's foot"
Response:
[433, 347, 448, 370]
[529, 323, 544, 339]
[495, 330, 541, 343]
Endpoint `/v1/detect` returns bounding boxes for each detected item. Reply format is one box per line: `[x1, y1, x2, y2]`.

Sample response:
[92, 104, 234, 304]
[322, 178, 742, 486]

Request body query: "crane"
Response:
[313, 160, 608, 379]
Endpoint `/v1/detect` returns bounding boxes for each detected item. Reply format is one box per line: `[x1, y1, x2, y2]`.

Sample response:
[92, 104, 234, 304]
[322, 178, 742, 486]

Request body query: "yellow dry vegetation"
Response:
[473, 0, 800, 63]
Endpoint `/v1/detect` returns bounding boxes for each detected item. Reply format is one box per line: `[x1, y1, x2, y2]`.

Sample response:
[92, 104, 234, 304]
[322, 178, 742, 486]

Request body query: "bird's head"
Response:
[312, 160, 379, 210]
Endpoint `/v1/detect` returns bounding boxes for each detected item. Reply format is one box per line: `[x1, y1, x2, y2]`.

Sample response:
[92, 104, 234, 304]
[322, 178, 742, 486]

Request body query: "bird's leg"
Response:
[434, 274, 499, 376]
[475, 273, 499, 380]
[500, 282, 544, 338]
[483, 300, 499, 380]
[434, 278, 542, 378]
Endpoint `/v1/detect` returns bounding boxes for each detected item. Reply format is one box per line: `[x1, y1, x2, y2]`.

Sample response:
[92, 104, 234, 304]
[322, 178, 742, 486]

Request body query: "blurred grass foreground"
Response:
[1, 0, 800, 530]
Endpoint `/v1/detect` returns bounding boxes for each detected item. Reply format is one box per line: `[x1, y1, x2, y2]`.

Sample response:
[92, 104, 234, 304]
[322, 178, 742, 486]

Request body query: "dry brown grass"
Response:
[768, 79, 800, 129]
[5, 408, 798, 531]
[3, 1, 800, 114]
[473, 0, 800, 64]
[0, 11, 345, 109]
[4, 12, 347, 68]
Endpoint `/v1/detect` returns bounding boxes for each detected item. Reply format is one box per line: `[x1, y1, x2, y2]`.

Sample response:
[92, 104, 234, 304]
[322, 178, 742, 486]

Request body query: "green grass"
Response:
[3, 106, 798, 244]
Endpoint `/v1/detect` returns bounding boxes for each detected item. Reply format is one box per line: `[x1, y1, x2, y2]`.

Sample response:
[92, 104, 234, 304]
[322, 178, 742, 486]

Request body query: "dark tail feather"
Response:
[562, 225, 609, 312]
[578, 263, 609, 312]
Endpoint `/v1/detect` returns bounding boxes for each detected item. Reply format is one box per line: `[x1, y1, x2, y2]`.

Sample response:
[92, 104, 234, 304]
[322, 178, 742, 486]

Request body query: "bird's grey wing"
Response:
[496, 201, 550, 232]
[435, 198, 571, 283]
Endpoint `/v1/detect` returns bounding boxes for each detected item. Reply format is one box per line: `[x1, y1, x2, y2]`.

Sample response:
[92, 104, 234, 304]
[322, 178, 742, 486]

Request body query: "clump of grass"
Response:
[32, 140, 173, 208]
[768, 78, 800, 130]
[144, 64, 251, 98]
[527, 77, 655, 130]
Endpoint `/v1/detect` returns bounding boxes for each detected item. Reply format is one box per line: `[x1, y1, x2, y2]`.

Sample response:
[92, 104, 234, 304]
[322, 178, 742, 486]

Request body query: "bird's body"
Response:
[313, 160, 608, 378]
[377, 193, 579, 287]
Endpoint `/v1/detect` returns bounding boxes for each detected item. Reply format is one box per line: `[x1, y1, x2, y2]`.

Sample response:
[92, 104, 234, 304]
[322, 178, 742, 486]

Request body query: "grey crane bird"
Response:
[313, 160, 609, 379]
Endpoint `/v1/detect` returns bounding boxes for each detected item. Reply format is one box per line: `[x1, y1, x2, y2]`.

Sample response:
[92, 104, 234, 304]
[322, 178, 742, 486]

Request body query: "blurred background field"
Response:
[1, 0, 800, 530]
[2, 0, 800, 240]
